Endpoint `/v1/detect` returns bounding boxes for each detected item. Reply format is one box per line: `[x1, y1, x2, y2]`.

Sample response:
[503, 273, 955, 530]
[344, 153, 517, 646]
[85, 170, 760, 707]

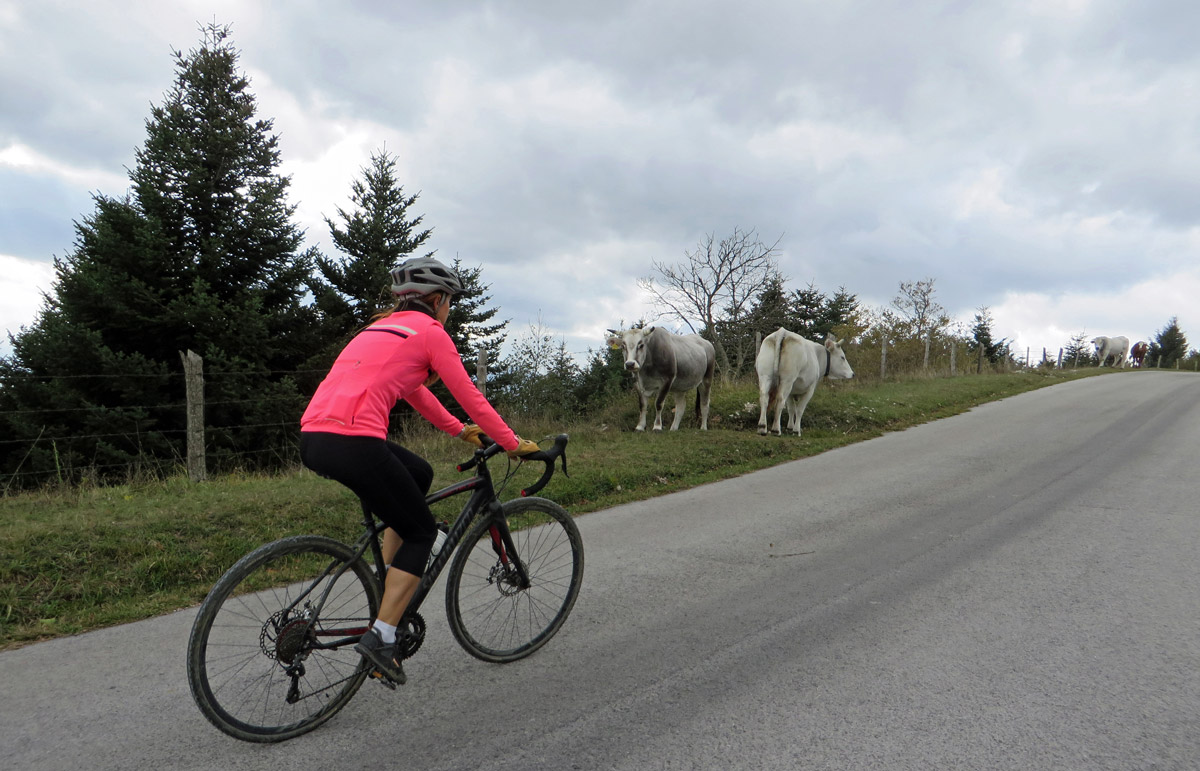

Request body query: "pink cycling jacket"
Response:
[301, 311, 518, 451]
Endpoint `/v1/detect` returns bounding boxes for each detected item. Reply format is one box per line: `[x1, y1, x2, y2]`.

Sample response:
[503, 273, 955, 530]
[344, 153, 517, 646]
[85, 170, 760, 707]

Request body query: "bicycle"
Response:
[186, 434, 582, 743]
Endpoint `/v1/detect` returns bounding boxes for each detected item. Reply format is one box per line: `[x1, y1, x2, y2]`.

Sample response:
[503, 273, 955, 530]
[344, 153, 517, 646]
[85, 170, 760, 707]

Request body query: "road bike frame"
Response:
[283, 438, 560, 654]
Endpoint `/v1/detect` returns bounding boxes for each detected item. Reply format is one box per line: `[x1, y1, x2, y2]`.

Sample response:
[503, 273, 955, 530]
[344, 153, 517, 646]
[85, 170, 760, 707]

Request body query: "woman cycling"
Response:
[299, 256, 539, 686]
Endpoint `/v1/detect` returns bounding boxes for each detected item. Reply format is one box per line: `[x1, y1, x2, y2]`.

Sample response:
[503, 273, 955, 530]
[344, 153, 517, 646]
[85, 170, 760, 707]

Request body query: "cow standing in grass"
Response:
[1130, 341, 1149, 368]
[607, 327, 715, 431]
[1092, 335, 1130, 368]
[756, 329, 854, 437]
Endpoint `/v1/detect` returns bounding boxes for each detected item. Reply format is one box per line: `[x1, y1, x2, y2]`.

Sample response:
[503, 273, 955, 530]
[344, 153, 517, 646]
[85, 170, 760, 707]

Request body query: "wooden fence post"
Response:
[476, 347, 487, 397]
[179, 349, 207, 483]
[977, 345, 984, 374]
[923, 336, 931, 370]
[950, 343, 956, 375]
[881, 338, 888, 379]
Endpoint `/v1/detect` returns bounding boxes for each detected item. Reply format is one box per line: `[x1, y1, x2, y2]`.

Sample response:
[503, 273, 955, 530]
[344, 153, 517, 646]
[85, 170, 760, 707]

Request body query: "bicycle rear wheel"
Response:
[186, 535, 380, 742]
[445, 497, 584, 663]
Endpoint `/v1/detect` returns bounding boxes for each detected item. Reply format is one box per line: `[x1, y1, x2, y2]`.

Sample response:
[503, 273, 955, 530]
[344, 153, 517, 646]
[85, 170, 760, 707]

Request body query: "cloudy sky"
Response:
[3, 0, 1197, 364]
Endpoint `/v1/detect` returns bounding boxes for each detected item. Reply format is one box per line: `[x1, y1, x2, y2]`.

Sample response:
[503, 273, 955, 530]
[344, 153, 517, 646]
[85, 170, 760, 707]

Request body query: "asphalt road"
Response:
[3, 371, 1198, 771]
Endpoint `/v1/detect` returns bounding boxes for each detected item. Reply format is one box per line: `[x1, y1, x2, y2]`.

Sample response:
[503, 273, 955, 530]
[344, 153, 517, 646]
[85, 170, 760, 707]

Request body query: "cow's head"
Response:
[1091, 336, 1107, 354]
[824, 334, 854, 379]
[607, 327, 655, 372]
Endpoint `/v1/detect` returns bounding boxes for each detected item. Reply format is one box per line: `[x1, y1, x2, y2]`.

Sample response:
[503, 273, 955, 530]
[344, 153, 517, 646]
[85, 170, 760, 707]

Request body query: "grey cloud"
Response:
[4, 0, 1199, 358]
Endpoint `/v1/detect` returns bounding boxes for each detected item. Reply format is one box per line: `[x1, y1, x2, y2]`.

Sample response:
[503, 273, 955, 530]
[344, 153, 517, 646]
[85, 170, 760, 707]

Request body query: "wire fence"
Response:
[4, 338, 1195, 492]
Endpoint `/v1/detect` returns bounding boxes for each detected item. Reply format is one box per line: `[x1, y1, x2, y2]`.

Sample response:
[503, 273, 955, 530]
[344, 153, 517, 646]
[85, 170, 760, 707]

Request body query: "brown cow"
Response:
[1130, 341, 1149, 368]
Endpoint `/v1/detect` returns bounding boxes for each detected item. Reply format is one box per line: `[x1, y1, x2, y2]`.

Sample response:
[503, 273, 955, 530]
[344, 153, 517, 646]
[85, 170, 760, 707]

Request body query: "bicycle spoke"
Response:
[446, 498, 583, 663]
[187, 536, 380, 742]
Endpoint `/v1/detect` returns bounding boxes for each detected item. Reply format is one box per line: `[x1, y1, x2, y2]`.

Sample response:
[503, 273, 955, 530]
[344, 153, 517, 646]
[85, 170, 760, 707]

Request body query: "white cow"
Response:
[606, 326, 716, 431]
[757, 329, 854, 436]
[1092, 335, 1130, 368]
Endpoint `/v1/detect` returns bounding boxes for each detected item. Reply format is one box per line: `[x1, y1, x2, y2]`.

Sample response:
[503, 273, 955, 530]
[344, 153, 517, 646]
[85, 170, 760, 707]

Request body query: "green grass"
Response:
[0, 367, 1109, 649]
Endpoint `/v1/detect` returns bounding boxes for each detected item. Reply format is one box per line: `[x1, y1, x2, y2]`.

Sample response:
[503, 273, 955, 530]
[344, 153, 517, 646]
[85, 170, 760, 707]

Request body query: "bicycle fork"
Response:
[486, 507, 532, 592]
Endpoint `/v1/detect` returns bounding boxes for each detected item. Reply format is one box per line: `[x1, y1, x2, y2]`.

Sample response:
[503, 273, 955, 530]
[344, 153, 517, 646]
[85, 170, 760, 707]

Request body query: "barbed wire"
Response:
[0, 368, 327, 381]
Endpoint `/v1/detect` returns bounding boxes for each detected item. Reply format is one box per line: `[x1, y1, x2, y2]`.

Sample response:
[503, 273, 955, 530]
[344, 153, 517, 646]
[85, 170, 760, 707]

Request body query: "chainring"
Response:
[397, 612, 426, 660]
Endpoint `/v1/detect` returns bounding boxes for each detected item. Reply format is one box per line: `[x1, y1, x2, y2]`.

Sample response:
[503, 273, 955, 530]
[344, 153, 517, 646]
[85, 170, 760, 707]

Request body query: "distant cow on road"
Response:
[607, 327, 715, 431]
[1130, 341, 1149, 368]
[756, 329, 854, 437]
[1092, 335, 1130, 368]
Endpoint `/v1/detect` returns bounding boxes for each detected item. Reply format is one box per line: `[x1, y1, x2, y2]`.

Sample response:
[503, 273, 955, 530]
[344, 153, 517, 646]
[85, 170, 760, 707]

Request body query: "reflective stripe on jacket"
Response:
[301, 311, 517, 450]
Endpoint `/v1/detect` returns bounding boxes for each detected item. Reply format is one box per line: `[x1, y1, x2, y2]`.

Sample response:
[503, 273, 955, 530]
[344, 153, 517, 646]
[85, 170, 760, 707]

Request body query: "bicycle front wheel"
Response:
[446, 497, 584, 663]
[186, 535, 380, 743]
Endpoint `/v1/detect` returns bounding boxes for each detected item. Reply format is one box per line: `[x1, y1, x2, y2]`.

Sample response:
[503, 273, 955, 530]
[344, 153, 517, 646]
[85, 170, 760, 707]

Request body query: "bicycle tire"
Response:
[186, 535, 380, 742]
[445, 497, 584, 663]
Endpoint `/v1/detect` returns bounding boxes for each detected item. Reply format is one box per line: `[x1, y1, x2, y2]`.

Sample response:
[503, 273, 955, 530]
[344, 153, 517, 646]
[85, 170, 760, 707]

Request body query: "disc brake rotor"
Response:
[261, 609, 312, 664]
[489, 563, 525, 597]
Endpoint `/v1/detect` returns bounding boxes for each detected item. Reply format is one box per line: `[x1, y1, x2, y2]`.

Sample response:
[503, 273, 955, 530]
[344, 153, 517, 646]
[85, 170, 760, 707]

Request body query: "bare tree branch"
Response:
[640, 227, 781, 378]
[891, 277, 951, 339]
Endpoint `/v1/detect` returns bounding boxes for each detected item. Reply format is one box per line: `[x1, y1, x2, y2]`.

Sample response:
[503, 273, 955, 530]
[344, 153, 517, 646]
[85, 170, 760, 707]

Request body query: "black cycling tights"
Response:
[299, 431, 436, 575]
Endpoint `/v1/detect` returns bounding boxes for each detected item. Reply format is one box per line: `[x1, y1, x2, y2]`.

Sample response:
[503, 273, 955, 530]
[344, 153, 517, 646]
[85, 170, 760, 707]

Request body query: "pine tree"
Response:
[444, 259, 509, 364]
[818, 286, 863, 340]
[131, 24, 316, 367]
[745, 273, 792, 335]
[0, 23, 317, 485]
[969, 306, 1008, 364]
[790, 282, 826, 339]
[1149, 317, 1188, 368]
[1063, 332, 1095, 367]
[309, 149, 434, 344]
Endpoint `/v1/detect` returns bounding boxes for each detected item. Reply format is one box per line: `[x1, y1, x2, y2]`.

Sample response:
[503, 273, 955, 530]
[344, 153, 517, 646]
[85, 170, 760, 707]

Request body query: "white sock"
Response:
[373, 619, 397, 644]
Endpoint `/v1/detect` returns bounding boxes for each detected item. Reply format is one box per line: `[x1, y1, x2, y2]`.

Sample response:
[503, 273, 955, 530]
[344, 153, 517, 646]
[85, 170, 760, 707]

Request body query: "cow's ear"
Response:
[606, 328, 619, 335]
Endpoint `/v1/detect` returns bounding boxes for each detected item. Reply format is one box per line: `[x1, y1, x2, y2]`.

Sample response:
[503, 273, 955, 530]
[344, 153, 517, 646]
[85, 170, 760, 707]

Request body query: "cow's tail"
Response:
[695, 342, 715, 422]
[767, 327, 785, 406]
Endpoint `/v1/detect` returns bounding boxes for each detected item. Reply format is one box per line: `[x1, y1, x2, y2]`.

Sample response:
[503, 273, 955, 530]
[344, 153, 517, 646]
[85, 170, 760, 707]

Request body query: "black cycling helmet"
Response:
[389, 256, 463, 298]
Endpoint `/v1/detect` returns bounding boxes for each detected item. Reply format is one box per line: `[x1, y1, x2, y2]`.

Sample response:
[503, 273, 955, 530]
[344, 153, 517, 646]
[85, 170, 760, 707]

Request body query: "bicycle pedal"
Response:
[370, 670, 398, 690]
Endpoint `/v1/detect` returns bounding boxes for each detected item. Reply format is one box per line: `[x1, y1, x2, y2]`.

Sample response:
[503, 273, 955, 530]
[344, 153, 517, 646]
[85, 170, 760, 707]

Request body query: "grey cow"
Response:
[606, 327, 715, 431]
[1092, 335, 1130, 368]
[756, 329, 854, 436]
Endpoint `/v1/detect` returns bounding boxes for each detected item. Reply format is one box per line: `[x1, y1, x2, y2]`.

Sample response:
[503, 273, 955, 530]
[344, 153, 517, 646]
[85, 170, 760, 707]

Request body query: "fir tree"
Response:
[309, 149, 434, 344]
[969, 306, 1008, 364]
[819, 286, 864, 340]
[444, 259, 509, 364]
[745, 273, 792, 337]
[1063, 332, 1095, 367]
[790, 282, 826, 338]
[0, 23, 317, 485]
[1149, 317, 1188, 368]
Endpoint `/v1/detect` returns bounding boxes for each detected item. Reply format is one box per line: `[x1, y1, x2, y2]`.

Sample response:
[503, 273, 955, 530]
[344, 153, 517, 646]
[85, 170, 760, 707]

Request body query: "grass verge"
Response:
[1, 367, 1107, 649]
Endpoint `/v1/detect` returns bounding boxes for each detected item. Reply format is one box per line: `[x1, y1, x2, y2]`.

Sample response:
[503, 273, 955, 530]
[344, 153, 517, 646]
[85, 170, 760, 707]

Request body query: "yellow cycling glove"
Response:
[506, 436, 541, 459]
[458, 424, 485, 448]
